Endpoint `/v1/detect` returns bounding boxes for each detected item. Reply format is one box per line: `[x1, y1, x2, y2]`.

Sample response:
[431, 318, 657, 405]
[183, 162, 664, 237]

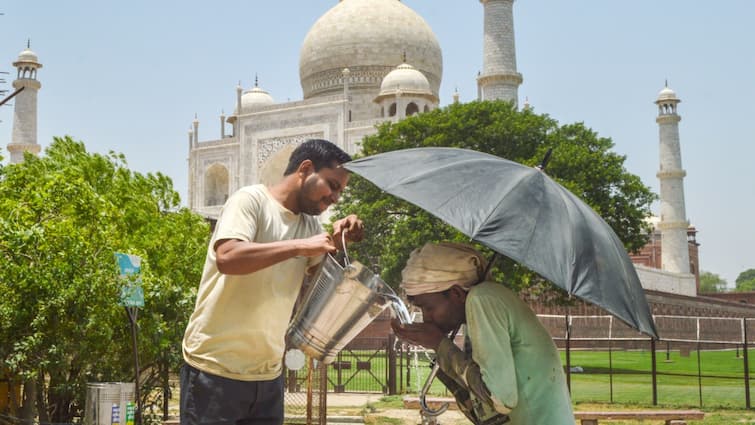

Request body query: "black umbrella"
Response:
[344, 147, 658, 338]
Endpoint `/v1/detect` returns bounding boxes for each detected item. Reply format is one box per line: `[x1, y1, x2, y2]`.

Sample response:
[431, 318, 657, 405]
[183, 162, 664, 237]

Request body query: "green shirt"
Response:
[437, 281, 574, 425]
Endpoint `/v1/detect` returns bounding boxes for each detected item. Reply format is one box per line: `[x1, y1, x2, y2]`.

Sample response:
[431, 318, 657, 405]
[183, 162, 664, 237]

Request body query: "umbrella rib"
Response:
[514, 175, 576, 292]
[472, 169, 537, 237]
[555, 184, 586, 295]
[472, 168, 540, 257]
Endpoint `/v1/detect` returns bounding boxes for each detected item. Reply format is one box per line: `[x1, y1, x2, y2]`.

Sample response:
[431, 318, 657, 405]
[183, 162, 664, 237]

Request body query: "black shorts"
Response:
[180, 363, 284, 425]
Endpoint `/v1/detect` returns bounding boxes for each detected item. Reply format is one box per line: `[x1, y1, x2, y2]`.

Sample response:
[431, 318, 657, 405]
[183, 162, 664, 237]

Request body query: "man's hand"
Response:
[332, 214, 364, 250]
[297, 232, 338, 257]
[391, 318, 446, 351]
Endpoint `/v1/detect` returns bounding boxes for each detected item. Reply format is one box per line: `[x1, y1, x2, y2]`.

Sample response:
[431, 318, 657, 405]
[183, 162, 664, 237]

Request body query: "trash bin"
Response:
[84, 382, 135, 425]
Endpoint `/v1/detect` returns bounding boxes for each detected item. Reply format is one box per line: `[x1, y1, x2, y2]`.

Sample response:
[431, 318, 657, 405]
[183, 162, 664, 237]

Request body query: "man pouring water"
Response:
[181, 139, 364, 425]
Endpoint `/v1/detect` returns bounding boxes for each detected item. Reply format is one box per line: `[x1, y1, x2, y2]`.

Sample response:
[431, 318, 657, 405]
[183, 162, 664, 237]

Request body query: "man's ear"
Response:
[449, 285, 468, 304]
[296, 159, 315, 178]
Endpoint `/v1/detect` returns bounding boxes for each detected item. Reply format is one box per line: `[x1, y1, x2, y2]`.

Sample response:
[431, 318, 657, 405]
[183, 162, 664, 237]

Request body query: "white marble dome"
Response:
[299, 0, 442, 99]
[657, 86, 678, 102]
[240, 86, 274, 113]
[379, 63, 432, 95]
[16, 48, 39, 64]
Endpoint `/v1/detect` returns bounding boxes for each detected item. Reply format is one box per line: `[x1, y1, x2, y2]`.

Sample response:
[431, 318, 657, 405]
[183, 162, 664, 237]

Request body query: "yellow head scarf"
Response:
[400, 242, 487, 296]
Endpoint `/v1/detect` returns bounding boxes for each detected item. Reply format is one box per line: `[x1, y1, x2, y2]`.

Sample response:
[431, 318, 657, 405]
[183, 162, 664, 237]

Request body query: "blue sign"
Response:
[116, 253, 144, 308]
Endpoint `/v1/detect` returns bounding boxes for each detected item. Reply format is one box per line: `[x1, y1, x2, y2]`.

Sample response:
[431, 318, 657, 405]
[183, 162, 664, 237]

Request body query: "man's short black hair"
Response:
[283, 139, 352, 176]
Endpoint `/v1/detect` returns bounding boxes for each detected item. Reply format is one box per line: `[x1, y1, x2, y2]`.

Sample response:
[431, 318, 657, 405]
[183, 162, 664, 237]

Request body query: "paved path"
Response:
[323, 393, 471, 425]
[326, 393, 387, 407]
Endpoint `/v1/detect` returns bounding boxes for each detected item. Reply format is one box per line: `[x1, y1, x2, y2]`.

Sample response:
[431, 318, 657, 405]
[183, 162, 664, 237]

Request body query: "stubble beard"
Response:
[298, 179, 328, 216]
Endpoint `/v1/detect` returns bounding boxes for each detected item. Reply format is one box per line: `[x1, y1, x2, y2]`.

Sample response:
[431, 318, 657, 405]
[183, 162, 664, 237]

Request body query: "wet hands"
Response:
[299, 215, 362, 257]
[391, 318, 446, 351]
[332, 214, 364, 250]
[299, 232, 338, 257]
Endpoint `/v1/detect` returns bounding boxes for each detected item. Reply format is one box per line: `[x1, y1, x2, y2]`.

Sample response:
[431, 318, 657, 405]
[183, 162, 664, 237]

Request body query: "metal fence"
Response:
[285, 314, 755, 410]
[540, 314, 755, 409]
[283, 358, 327, 425]
[326, 337, 393, 393]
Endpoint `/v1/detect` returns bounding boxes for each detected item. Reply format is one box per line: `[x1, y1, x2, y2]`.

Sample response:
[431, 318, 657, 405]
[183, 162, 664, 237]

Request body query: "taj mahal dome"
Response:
[187, 0, 521, 217]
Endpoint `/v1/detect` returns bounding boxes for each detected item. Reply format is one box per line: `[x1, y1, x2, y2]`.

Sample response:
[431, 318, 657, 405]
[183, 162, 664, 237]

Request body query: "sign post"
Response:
[115, 253, 144, 425]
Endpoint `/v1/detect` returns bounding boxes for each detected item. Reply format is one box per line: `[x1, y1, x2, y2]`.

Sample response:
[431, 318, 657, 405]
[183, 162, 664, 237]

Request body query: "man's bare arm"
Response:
[215, 232, 336, 275]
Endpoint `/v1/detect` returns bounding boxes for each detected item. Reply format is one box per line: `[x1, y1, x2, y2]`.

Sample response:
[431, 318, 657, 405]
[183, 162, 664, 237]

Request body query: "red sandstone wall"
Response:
[701, 292, 755, 305]
[628, 228, 700, 291]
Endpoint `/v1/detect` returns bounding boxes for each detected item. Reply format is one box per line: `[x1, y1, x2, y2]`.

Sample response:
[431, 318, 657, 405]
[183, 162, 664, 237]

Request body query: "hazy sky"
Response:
[1, 1, 753, 286]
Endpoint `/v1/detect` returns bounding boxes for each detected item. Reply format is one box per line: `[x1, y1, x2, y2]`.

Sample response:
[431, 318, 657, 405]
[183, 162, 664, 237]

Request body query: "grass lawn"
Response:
[312, 347, 755, 407]
[402, 347, 755, 406]
[565, 348, 753, 408]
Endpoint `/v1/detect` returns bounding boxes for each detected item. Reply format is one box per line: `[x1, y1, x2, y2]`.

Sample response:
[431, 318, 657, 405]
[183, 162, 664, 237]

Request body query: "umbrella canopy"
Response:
[344, 147, 658, 338]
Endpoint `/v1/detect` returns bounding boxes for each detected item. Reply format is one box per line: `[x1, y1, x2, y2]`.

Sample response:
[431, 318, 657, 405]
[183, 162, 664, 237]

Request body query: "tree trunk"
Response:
[7, 377, 20, 416]
[19, 379, 36, 423]
[36, 374, 50, 424]
[162, 363, 170, 420]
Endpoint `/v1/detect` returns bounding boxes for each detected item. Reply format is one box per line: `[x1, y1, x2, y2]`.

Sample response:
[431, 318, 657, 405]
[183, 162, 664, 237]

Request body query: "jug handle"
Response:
[340, 230, 351, 267]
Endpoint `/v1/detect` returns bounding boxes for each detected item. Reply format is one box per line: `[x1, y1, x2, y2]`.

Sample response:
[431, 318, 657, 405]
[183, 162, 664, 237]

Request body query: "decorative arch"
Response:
[406, 102, 419, 116]
[388, 103, 397, 117]
[204, 163, 229, 206]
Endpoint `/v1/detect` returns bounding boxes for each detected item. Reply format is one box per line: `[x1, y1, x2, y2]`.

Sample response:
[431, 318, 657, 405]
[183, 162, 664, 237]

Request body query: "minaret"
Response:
[655, 84, 690, 274]
[187, 127, 195, 209]
[477, 0, 522, 105]
[7, 42, 42, 163]
[192, 114, 199, 146]
[220, 110, 226, 139]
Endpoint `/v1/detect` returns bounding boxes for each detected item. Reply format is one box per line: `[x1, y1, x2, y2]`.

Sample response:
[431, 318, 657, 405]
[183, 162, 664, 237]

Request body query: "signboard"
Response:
[115, 253, 144, 308]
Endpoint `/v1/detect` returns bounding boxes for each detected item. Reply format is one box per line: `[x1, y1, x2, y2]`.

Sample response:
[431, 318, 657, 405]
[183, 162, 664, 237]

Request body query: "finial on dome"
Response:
[27, 39, 31, 49]
[402, 51, 407, 63]
[665, 78, 668, 88]
[254, 74, 259, 87]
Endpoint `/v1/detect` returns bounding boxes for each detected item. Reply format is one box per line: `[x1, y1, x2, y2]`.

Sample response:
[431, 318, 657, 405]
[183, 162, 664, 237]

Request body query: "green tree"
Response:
[0, 137, 209, 423]
[699, 271, 727, 293]
[334, 101, 656, 292]
[735, 268, 755, 292]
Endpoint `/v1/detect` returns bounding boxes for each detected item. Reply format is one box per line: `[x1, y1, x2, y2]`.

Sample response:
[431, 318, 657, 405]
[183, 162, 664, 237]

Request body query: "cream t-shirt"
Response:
[182, 184, 323, 381]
